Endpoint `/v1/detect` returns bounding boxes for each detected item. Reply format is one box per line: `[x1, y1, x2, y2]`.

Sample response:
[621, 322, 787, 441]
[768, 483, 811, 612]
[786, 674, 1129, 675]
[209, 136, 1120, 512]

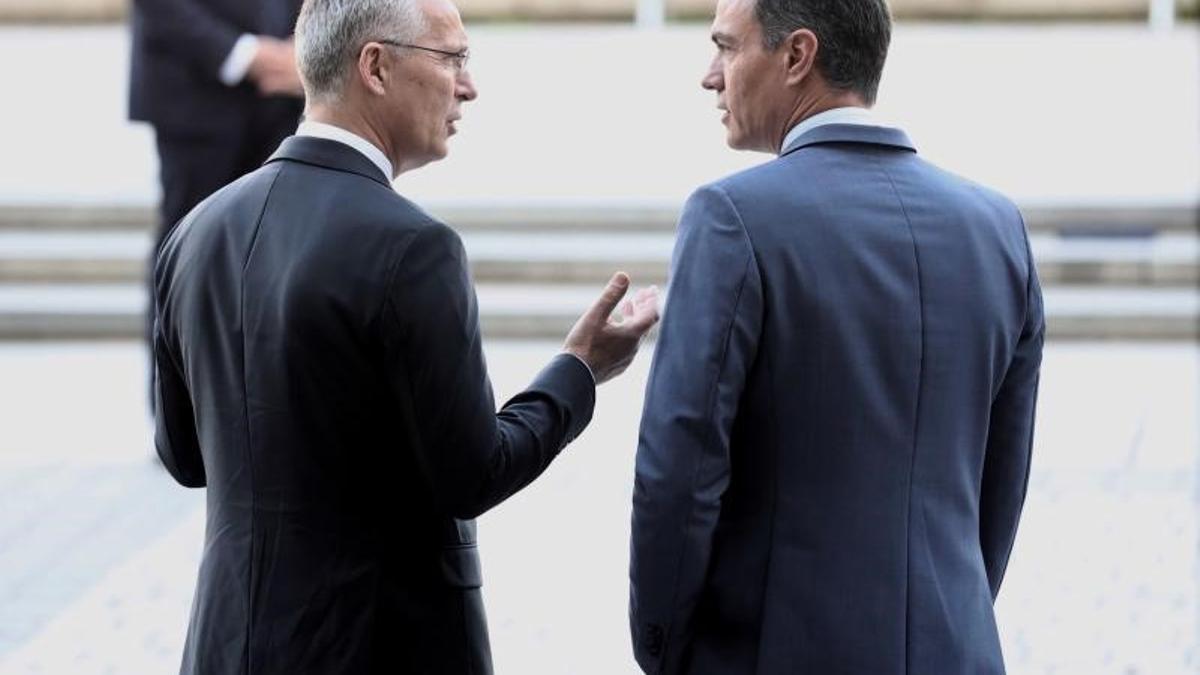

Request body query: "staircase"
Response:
[0, 204, 1196, 341]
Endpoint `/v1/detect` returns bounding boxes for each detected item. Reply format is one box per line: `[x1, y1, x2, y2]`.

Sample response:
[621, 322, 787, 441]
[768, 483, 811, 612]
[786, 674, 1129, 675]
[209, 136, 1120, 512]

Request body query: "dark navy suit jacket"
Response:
[128, 0, 302, 136]
[154, 136, 595, 674]
[630, 124, 1043, 674]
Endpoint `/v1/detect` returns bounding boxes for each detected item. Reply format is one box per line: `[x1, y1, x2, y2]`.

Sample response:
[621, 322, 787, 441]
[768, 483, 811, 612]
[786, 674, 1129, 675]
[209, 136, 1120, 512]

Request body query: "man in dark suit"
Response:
[129, 0, 305, 245]
[153, 0, 659, 672]
[629, 0, 1043, 672]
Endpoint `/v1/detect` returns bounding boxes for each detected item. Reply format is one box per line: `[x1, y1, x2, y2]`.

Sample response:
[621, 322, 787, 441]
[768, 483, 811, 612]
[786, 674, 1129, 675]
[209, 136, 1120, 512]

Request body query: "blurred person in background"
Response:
[129, 0, 305, 237]
[629, 0, 1044, 672]
[130, 0, 305, 401]
[152, 0, 659, 672]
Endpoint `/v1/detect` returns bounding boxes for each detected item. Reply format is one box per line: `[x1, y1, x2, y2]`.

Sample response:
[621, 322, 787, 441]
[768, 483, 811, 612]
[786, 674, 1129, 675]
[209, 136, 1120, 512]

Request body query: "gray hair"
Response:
[295, 0, 428, 104]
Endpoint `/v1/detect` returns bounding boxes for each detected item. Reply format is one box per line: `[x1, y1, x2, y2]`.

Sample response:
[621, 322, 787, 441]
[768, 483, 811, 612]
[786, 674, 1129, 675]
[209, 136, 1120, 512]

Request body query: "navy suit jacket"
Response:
[128, 0, 302, 136]
[154, 137, 595, 674]
[630, 124, 1043, 674]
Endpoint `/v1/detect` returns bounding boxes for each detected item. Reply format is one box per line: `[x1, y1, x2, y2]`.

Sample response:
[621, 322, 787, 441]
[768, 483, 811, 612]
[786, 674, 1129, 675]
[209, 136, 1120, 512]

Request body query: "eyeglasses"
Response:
[376, 39, 470, 72]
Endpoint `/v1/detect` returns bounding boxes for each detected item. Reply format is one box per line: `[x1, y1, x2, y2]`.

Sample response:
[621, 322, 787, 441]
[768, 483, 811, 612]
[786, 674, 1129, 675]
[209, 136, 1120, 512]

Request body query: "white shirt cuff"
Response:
[562, 352, 596, 385]
[219, 34, 260, 86]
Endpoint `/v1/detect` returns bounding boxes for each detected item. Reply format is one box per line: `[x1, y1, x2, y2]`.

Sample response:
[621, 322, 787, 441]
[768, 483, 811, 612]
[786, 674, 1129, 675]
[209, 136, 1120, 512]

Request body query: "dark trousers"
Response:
[148, 102, 300, 407]
[154, 106, 299, 248]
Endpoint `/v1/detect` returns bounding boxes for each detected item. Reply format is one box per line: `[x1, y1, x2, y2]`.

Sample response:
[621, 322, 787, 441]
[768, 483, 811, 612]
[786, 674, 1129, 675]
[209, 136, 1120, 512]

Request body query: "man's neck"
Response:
[304, 105, 397, 177]
[777, 90, 869, 152]
[299, 107, 396, 180]
[778, 106, 877, 155]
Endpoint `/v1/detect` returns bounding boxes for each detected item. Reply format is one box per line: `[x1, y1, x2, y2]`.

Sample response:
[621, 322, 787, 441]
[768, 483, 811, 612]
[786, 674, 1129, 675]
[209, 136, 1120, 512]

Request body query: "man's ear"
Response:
[357, 43, 388, 96]
[784, 28, 818, 87]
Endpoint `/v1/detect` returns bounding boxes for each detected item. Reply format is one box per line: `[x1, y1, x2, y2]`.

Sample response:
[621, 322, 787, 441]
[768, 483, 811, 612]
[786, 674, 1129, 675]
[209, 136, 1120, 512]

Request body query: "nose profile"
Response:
[457, 69, 478, 101]
[701, 55, 722, 91]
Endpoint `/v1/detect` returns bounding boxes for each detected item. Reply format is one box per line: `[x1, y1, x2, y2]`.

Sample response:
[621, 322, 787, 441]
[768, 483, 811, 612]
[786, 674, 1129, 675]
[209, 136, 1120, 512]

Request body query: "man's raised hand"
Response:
[564, 272, 660, 385]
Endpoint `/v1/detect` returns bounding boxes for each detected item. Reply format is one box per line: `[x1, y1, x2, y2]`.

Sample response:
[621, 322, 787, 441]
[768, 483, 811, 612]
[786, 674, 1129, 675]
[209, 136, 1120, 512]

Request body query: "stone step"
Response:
[0, 283, 1195, 341]
[0, 203, 1195, 235]
[0, 231, 1195, 286]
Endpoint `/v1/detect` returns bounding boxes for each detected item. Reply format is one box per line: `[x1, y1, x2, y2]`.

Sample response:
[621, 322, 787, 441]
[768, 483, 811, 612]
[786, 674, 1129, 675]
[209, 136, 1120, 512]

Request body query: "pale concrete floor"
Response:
[0, 340, 1195, 674]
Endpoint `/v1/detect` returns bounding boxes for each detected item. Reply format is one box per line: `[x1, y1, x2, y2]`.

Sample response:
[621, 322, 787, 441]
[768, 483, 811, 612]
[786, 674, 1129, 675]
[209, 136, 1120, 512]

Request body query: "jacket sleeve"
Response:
[629, 184, 762, 674]
[152, 301, 206, 488]
[380, 222, 595, 520]
[979, 230, 1044, 598]
[132, 0, 243, 78]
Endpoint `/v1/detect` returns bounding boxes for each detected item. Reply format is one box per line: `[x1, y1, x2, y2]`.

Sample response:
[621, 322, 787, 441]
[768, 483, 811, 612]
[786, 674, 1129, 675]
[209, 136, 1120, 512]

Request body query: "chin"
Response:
[726, 132, 772, 154]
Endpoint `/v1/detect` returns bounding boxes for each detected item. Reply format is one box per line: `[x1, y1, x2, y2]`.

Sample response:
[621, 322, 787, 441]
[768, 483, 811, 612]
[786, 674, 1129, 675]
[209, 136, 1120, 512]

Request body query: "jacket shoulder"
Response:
[916, 160, 1026, 232]
[272, 157, 448, 232]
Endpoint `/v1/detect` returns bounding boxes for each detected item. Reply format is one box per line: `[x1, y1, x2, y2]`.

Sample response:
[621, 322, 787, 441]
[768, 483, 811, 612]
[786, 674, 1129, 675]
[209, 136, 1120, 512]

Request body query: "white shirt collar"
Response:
[296, 121, 394, 181]
[780, 106, 879, 154]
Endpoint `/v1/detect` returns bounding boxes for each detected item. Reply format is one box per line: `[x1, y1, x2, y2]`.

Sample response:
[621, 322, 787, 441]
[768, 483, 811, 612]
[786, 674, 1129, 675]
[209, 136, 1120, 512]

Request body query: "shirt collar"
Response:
[780, 106, 879, 155]
[296, 121, 394, 182]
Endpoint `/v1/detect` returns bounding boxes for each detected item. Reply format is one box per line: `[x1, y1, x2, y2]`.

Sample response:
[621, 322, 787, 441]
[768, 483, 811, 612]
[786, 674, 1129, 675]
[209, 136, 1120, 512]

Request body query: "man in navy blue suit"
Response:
[629, 0, 1044, 672]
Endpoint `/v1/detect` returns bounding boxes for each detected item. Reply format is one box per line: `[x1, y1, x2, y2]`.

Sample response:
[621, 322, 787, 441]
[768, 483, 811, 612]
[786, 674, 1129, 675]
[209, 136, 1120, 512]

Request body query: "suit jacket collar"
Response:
[780, 124, 916, 157]
[266, 135, 392, 187]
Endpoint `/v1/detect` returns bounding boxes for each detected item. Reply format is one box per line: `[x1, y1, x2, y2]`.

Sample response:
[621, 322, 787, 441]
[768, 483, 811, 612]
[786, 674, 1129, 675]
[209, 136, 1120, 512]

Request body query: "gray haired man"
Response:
[152, 0, 659, 672]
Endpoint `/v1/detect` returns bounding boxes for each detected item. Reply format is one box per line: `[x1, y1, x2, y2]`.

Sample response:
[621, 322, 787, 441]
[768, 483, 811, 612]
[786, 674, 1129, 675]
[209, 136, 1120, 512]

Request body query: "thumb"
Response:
[582, 272, 631, 326]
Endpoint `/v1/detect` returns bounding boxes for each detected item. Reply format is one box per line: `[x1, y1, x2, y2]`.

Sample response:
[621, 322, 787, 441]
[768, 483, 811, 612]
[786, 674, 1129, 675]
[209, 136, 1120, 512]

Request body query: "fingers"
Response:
[582, 271, 631, 326]
[633, 285, 659, 310]
[566, 278, 657, 386]
[249, 37, 302, 95]
[618, 285, 660, 333]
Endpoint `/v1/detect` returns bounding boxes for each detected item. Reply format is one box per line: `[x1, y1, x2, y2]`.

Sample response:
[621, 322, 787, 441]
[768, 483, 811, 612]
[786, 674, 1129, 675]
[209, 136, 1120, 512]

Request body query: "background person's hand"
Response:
[247, 37, 303, 97]
[564, 272, 660, 385]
